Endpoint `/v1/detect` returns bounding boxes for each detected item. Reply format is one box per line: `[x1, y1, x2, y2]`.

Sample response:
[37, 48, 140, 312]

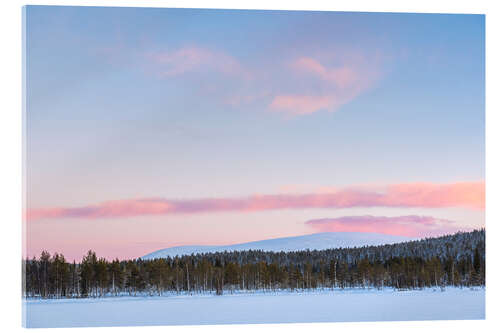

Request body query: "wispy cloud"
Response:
[269, 55, 379, 115]
[138, 45, 381, 116]
[144, 46, 250, 79]
[269, 95, 337, 115]
[292, 57, 359, 88]
[27, 181, 484, 221]
[305, 215, 461, 237]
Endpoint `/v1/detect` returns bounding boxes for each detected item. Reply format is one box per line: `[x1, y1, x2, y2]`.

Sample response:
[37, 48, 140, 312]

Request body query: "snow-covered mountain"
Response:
[141, 232, 412, 260]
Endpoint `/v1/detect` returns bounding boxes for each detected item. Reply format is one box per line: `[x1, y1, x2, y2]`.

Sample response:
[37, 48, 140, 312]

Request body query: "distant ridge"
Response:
[141, 232, 412, 259]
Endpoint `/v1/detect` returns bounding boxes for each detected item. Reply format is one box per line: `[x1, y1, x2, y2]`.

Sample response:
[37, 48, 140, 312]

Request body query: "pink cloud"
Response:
[293, 57, 358, 88]
[27, 181, 484, 221]
[305, 215, 462, 238]
[27, 199, 173, 220]
[139, 48, 380, 116]
[382, 182, 485, 210]
[145, 46, 249, 79]
[269, 95, 337, 115]
[100, 44, 382, 116]
[269, 56, 379, 115]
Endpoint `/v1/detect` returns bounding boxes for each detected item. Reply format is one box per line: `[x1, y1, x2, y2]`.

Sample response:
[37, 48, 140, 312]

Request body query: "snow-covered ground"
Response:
[23, 287, 485, 328]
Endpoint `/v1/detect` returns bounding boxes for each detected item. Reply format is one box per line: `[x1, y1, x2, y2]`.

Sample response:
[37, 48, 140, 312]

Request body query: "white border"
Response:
[1, 1, 498, 333]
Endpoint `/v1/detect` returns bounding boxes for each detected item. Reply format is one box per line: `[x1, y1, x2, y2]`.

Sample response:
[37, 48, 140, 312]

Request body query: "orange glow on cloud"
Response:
[383, 182, 485, 210]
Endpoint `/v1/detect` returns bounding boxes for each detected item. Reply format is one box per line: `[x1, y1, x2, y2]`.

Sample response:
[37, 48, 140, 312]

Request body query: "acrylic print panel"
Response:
[22, 5, 485, 328]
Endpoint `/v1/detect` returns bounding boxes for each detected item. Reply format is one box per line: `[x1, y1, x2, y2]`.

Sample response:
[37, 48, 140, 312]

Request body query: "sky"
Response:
[24, 6, 485, 261]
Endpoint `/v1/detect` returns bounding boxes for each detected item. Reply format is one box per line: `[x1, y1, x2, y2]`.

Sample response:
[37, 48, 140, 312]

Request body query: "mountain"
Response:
[141, 232, 412, 259]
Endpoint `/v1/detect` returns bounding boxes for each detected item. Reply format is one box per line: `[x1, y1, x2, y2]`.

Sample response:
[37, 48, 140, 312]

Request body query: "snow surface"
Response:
[141, 232, 412, 259]
[24, 288, 484, 328]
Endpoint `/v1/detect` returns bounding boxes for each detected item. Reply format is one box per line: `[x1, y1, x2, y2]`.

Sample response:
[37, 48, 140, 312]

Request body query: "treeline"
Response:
[23, 229, 485, 298]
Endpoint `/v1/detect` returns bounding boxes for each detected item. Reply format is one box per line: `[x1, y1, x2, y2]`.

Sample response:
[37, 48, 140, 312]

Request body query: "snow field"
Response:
[24, 287, 485, 328]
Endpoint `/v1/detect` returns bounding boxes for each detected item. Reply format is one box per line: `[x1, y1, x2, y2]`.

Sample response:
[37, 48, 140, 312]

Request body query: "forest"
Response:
[22, 229, 485, 299]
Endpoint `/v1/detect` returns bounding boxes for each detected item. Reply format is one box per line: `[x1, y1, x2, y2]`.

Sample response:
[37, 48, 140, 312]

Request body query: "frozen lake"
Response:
[23, 288, 485, 328]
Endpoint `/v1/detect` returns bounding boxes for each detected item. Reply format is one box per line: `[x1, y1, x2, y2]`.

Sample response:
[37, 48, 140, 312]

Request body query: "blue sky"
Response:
[25, 6, 484, 260]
